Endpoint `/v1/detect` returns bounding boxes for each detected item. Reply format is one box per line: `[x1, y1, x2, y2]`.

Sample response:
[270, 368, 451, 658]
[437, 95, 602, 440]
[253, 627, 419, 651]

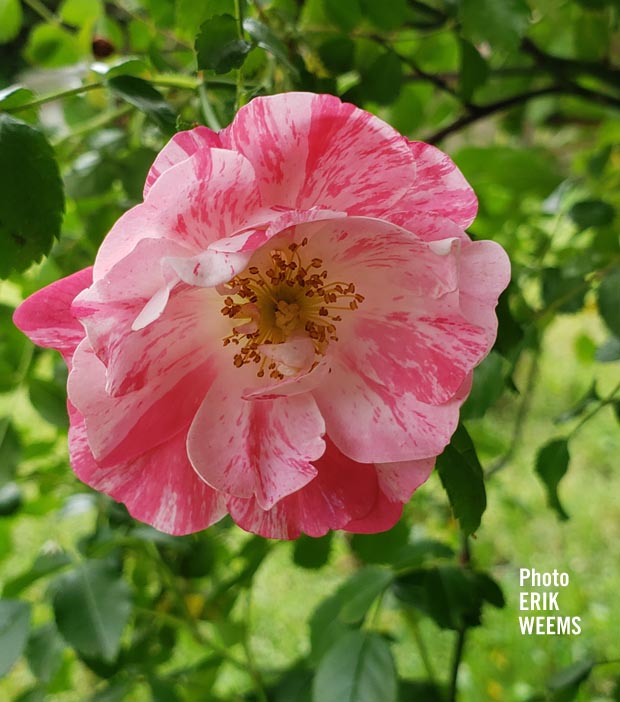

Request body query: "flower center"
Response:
[219, 237, 364, 379]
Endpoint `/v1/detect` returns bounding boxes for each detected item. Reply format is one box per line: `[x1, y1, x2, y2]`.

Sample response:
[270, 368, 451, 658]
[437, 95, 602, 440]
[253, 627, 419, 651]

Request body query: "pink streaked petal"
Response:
[143, 126, 222, 198]
[242, 355, 330, 401]
[166, 249, 251, 288]
[459, 240, 511, 341]
[342, 490, 403, 534]
[227, 438, 383, 539]
[68, 339, 219, 465]
[69, 408, 226, 535]
[13, 268, 92, 364]
[208, 207, 347, 255]
[187, 377, 325, 509]
[94, 148, 263, 279]
[375, 458, 435, 503]
[383, 210, 471, 243]
[313, 358, 463, 463]
[220, 92, 416, 216]
[350, 314, 490, 405]
[387, 141, 478, 231]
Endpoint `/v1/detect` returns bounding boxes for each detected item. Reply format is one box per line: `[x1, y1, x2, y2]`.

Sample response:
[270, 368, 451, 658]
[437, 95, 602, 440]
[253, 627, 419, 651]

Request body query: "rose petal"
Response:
[220, 92, 416, 217]
[226, 438, 386, 538]
[144, 126, 222, 197]
[94, 147, 264, 279]
[13, 268, 92, 364]
[187, 373, 325, 509]
[69, 405, 226, 535]
[68, 339, 219, 465]
[387, 141, 478, 232]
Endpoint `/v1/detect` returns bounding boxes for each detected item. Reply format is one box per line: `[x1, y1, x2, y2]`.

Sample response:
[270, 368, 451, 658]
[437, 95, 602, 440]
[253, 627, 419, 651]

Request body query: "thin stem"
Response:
[52, 105, 132, 147]
[133, 606, 248, 672]
[448, 627, 467, 702]
[22, 0, 58, 24]
[234, 0, 246, 110]
[199, 83, 223, 131]
[486, 350, 540, 478]
[426, 85, 564, 143]
[4, 82, 105, 114]
[241, 590, 269, 702]
[568, 380, 620, 440]
[403, 610, 438, 686]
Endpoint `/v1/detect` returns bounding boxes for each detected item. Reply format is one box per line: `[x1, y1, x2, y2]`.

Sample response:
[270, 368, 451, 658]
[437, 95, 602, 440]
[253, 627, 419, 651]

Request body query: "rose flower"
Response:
[14, 92, 510, 539]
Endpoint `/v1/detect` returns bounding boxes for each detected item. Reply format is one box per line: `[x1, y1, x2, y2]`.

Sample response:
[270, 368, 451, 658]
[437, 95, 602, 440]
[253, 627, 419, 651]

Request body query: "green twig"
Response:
[568, 380, 620, 440]
[22, 0, 58, 24]
[448, 627, 467, 702]
[198, 83, 223, 131]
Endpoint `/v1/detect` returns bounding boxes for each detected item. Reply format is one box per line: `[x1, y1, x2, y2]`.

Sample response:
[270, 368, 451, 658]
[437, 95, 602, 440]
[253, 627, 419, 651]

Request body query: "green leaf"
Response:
[461, 351, 508, 419]
[436, 423, 486, 535]
[0, 482, 22, 517]
[52, 560, 132, 663]
[393, 566, 504, 630]
[595, 336, 620, 363]
[0, 418, 21, 484]
[541, 268, 587, 314]
[548, 656, 595, 702]
[459, 0, 530, 53]
[535, 439, 570, 520]
[59, 0, 102, 26]
[274, 667, 313, 702]
[459, 39, 488, 101]
[312, 631, 397, 702]
[0, 115, 64, 277]
[309, 590, 353, 663]
[243, 18, 298, 76]
[28, 377, 69, 428]
[24, 24, 82, 67]
[597, 269, 620, 338]
[26, 624, 65, 684]
[0, 0, 23, 44]
[569, 199, 615, 230]
[293, 533, 333, 569]
[361, 51, 402, 105]
[107, 76, 177, 134]
[359, 0, 406, 31]
[176, 0, 234, 37]
[323, 0, 362, 32]
[3, 550, 72, 597]
[338, 568, 393, 624]
[318, 36, 355, 74]
[195, 14, 251, 74]
[350, 520, 409, 565]
[0, 599, 31, 677]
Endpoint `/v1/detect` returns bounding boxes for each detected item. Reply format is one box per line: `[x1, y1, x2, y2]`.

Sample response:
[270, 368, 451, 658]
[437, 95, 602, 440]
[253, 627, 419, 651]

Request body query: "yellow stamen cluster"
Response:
[220, 237, 364, 379]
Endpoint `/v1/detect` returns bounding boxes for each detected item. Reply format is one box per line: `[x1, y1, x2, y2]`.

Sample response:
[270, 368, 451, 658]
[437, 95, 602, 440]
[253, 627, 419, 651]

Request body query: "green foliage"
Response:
[312, 631, 397, 702]
[436, 423, 486, 535]
[535, 438, 571, 520]
[0, 600, 30, 677]
[52, 559, 132, 663]
[195, 14, 251, 74]
[0, 116, 64, 276]
[1, 0, 620, 700]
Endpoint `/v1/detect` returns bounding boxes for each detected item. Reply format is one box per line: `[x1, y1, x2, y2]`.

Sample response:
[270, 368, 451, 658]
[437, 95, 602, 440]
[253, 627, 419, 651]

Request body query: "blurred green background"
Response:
[1, 0, 620, 700]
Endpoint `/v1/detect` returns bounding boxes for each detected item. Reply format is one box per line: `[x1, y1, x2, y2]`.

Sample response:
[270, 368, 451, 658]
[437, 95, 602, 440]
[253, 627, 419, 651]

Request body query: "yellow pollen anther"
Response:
[219, 236, 363, 378]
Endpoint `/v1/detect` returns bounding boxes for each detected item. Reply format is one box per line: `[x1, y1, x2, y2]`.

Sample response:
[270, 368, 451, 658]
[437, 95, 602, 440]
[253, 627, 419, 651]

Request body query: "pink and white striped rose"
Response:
[14, 92, 510, 539]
